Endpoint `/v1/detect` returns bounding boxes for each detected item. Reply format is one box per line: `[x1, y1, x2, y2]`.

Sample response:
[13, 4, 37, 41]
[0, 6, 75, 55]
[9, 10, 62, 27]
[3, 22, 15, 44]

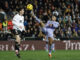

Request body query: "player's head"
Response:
[17, 7, 24, 15]
[51, 15, 56, 21]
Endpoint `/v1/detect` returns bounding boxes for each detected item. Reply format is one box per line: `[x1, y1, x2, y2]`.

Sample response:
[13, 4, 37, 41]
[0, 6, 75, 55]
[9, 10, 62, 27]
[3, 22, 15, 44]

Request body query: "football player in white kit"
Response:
[12, 7, 25, 58]
[31, 11, 59, 58]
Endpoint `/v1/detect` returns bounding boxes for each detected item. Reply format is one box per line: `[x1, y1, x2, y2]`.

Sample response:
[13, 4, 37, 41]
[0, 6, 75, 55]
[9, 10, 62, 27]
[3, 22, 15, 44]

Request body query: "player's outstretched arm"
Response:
[31, 11, 45, 27]
[31, 11, 41, 23]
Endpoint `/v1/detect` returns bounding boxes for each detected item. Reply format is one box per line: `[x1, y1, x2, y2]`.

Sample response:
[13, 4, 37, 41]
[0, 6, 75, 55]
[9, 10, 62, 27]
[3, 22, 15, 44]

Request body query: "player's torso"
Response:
[13, 14, 24, 31]
[45, 20, 59, 34]
[15, 14, 24, 24]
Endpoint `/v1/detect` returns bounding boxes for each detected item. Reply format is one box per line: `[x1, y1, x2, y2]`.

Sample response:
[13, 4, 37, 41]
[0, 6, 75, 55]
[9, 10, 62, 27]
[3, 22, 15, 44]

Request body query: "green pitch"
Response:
[0, 50, 80, 60]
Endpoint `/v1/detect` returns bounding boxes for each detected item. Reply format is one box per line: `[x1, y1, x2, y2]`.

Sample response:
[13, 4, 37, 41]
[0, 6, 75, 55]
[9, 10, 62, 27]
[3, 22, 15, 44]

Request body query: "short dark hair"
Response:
[17, 7, 24, 12]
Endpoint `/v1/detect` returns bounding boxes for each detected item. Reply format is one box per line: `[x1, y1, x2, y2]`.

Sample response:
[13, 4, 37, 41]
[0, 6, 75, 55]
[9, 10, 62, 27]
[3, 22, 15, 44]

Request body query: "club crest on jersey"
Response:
[20, 20, 22, 23]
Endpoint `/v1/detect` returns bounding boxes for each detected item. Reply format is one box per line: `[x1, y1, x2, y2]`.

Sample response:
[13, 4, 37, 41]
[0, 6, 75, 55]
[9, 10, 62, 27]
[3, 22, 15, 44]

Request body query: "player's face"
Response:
[52, 16, 56, 21]
[20, 9, 24, 15]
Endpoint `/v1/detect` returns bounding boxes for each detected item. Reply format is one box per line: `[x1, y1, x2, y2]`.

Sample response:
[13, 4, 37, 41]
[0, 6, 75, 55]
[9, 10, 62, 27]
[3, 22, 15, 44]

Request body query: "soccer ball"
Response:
[27, 4, 33, 10]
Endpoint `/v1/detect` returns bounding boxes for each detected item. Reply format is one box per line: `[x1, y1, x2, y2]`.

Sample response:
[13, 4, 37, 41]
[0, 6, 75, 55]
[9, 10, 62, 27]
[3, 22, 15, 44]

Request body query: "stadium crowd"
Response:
[0, 0, 80, 40]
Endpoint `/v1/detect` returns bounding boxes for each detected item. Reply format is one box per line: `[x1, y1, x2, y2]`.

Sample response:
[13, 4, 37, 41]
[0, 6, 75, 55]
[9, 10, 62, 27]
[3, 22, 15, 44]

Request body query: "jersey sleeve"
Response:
[23, 17, 25, 31]
[45, 20, 50, 27]
[53, 22, 59, 28]
[12, 15, 20, 27]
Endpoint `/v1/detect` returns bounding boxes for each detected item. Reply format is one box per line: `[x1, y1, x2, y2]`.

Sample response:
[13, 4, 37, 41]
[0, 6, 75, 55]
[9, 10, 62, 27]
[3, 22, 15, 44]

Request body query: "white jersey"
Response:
[35, 16, 59, 41]
[12, 14, 25, 31]
[46, 20, 59, 41]
[42, 20, 59, 41]
[45, 20, 59, 34]
[45, 20, 59, 29]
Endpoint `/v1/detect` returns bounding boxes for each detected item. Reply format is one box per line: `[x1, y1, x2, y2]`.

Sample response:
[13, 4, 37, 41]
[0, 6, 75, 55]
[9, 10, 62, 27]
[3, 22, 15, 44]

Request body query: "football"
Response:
[27, 4, 33, 10]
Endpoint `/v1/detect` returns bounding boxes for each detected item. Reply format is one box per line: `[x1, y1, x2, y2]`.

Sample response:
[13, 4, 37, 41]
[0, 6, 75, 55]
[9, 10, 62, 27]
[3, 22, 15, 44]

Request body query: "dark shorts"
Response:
[11, 29, 25, 40]
[11, 29, 21, 35]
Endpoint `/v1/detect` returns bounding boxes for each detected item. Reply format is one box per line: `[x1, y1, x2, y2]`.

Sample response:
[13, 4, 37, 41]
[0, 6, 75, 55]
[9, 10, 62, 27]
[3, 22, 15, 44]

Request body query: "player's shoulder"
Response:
[14, 14, 24, 18]
[13, 14, 19, 18]
[53, 21, 59, 25]
[22, 15, 24, 18]
[15, 14, 19, 16]
[55, 21, 59, 23]
[18, 14, 24, 18]
[55, 21, 59, 25]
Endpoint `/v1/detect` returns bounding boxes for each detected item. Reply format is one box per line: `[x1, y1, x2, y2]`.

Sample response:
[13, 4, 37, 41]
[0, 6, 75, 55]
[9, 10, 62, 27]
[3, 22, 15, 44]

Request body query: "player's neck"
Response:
[19, 13, 23, 16]
[52, 20, 55, 21]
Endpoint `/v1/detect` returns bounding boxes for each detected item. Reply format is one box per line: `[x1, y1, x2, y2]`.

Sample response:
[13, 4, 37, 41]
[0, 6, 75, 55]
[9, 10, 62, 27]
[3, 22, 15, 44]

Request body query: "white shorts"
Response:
[46, 35, 54, 42]
[42, 27, 54, 42]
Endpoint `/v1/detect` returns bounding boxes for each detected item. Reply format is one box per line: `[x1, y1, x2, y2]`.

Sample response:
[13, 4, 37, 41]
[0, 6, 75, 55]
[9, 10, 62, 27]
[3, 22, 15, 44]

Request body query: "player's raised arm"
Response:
[31, 11, 45, 27]
[31, 11, 41, 23]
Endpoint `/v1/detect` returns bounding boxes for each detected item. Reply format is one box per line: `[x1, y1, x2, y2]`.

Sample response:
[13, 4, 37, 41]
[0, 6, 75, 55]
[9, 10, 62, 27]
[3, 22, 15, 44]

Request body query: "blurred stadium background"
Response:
[0, 0, 80, 60]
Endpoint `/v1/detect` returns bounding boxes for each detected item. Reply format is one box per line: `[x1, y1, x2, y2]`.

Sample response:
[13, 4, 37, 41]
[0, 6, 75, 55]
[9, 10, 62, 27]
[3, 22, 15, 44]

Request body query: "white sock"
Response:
[45, 43, 48, 50]
[51, 43, 55, 50]
[49, 45, 52, 54]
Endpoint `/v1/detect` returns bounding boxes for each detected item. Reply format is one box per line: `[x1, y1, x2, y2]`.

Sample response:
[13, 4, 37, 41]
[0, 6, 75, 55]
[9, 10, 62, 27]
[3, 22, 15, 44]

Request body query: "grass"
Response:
[0, 50, 80, 60]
